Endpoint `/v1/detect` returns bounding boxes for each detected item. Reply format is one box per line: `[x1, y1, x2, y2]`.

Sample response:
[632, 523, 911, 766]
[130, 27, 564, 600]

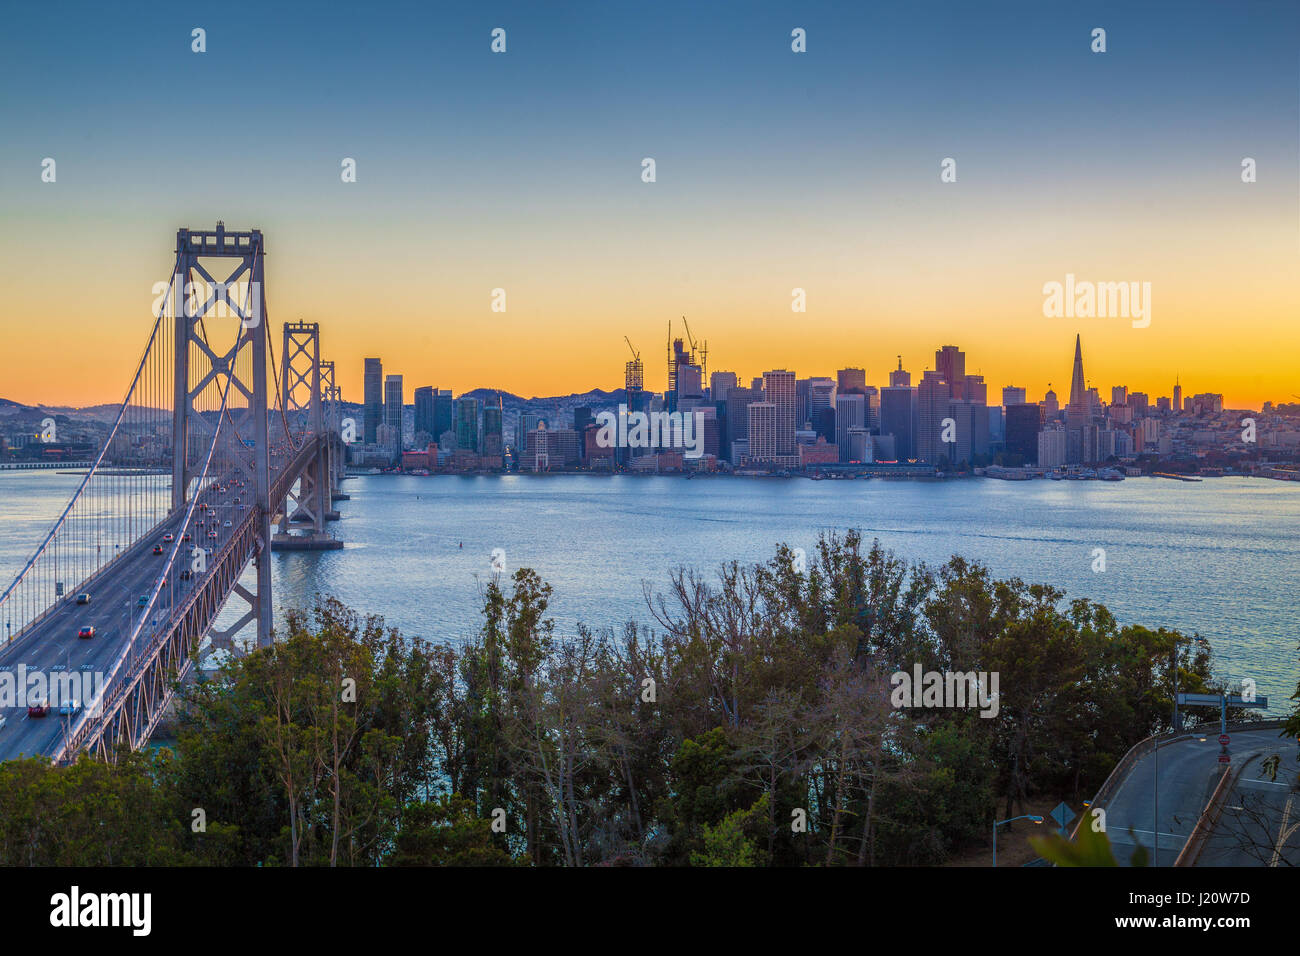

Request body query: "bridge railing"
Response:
[55, 309, 248, 762]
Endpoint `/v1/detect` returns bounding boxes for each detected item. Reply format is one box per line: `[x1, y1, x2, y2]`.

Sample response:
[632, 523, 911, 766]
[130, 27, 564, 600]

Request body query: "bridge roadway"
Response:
[0, 435, 322, 761]
[1102, 726, 1294, 866]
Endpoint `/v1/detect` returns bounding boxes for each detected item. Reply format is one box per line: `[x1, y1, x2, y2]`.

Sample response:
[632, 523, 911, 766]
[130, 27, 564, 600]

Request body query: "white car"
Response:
[0, 714, 7, 732]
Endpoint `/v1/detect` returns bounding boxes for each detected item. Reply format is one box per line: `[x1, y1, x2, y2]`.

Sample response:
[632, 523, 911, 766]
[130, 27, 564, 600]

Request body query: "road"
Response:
[0, 475, 251, 761]
[1198, 739, 1300, 866]
[1103, 727, 1290, 866]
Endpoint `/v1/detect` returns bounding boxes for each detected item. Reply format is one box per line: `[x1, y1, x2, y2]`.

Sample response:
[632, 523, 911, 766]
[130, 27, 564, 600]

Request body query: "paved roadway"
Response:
[1103, 727, 1294, 866]
[1198, 738, 1300, 866]
[0, 476, 251, 761]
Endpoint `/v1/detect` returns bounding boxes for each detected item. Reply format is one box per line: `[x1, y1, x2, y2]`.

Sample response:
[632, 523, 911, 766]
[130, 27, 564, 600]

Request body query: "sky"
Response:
[0, 0, 1297, 410]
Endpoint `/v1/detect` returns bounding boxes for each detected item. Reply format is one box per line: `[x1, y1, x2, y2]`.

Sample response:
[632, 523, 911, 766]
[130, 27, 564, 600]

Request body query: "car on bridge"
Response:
[182, 532, 192, 542]
[138, 595, 149, 607]
[208, 530, 218, 539]
[59, 700, 81, 717]
[180, 569, 192, 580]
[75, 593, 91, 605]
[77, 626, 95, 639]
[224, 520, 232, 528]
[152, 545, 163, 555]
[163, 532, 174, 543]
[27, 698, 49, 718]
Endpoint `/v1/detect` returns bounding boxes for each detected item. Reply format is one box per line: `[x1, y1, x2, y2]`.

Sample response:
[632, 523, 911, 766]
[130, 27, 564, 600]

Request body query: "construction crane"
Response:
[680, 316, 707, 381]
[624, 337, 644, 391]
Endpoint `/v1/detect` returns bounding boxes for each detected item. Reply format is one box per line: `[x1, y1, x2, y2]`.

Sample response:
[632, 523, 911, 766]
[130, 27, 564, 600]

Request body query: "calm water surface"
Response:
[2, 471, 1297, 714]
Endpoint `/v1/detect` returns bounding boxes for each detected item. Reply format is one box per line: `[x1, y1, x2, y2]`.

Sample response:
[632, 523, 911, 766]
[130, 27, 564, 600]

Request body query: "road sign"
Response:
[1217, 754, 1231, 764]
[1218, 734, 1230, 746]
[1049, 801, 1076, 835]
[1178, 692, 1223, 707]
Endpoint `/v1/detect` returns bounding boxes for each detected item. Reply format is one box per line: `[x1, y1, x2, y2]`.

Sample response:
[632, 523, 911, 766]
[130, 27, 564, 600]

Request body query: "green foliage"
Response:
[389, 794, 513, 866]
[0, 533, 1252, 867]
[690, 795, 770, 867]
[1031, 822, 1149, 867]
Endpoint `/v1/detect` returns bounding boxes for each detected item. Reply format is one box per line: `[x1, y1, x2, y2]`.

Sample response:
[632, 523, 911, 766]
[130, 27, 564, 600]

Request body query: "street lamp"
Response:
[993, 814, 1044, 867]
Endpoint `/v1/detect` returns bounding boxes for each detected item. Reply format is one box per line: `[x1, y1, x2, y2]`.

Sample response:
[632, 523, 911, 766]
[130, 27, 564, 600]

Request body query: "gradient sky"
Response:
[1, 0, 1297, 410]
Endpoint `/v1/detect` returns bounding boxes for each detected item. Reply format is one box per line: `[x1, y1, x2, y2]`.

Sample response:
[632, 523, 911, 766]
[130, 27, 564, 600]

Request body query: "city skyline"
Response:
[2, 0, 1297, 410]
[0, 330, 1273, 417]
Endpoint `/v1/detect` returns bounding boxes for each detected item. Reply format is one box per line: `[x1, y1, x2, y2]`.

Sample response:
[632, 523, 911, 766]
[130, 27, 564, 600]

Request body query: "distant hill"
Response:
[4, 386, 636, 432]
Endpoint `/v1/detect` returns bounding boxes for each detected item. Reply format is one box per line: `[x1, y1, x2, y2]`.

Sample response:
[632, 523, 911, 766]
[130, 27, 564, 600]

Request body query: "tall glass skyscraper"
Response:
[455, 397, 480, 452]
[384, 374, 403, 445]
[363, 358, 383, 444]
[414, 386, 435, 440]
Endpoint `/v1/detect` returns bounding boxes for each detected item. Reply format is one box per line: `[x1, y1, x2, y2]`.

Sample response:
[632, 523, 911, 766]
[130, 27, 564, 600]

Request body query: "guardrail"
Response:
[1173, 754, 1260, 867]
[1070, 719, 1288, 843]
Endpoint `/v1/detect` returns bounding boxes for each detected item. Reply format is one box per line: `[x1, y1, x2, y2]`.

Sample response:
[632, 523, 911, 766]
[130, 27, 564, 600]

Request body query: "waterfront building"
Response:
[1004, 403, 1042, 463]
[1038, 428, 1067, 468]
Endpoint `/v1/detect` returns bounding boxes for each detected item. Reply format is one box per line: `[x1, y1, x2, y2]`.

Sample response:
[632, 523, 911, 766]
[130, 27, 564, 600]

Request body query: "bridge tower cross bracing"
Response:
[169, 223, 275, 648]
[279, 321, 328, 534]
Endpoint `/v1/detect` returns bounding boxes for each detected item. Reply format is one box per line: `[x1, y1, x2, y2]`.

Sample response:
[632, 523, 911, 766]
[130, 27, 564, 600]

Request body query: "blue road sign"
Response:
[1049, 801, 1076, 836]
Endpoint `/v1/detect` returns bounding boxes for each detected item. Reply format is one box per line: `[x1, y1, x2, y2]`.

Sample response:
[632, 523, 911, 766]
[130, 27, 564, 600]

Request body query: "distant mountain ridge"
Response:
[1, 386, 634, 431]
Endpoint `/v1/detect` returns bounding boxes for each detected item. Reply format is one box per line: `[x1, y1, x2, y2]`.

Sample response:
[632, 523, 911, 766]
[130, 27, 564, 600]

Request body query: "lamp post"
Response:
[993, 814, 1043, 867]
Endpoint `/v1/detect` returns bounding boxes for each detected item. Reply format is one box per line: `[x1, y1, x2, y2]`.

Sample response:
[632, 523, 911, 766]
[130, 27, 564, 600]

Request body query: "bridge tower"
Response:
[319, 360, 347, 511]
[278, 321, 328, 534]
[170, 223, 275, 648]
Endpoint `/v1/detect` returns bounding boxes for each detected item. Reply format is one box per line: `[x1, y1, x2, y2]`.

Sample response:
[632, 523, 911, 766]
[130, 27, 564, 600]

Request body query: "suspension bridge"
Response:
[0, 224, 348, 764]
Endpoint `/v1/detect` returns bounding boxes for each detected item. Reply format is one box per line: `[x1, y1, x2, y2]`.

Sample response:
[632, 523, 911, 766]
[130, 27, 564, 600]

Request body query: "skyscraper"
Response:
[384, 374, 403, 447]
[762, 370, 797, 457]
[1043, 387, 1060, 421]
[483, 395, 504, 459]
[455, 397, 480, 452]
[837, 368, 866, 394]
[1173, 376, 1182, 414]
[1004, 403, 1042, 463]
[1066, 334, 1088, 428]
[725, 386, 758, 462]
[747, 402, 777, 462]
[835, 393, 865, 463]
[935, 346, 965, 398]
[889, 357, 911, 388]
[434, 389, 454, 443]
[710, 371, 737, 402]
[807, 377, 836, 426]
[363, 358, 383, 444]
[414, 386, 435, 440]
[880, 383, 914, 461]
[1002, 385, 1027, 406]
[916, 370, 948, 463]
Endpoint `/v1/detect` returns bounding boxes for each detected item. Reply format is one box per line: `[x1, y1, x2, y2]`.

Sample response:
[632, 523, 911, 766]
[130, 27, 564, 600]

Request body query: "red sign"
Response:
[1217, 754, 1231, 763]
[1218, 734, 1230, 746]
